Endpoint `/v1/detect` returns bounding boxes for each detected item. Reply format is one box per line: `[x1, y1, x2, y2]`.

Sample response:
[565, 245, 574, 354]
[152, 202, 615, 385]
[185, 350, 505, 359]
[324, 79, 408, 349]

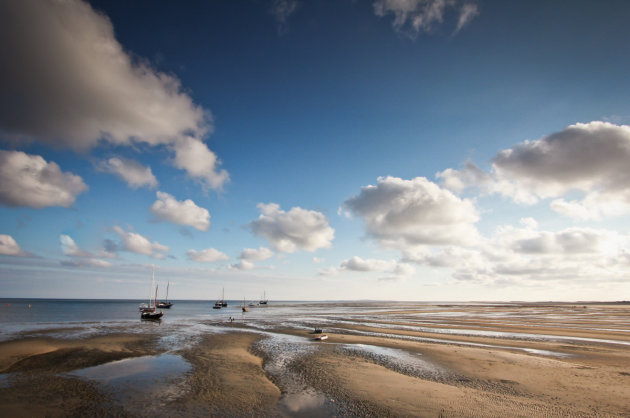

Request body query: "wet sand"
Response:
[1, 302, 629, 416]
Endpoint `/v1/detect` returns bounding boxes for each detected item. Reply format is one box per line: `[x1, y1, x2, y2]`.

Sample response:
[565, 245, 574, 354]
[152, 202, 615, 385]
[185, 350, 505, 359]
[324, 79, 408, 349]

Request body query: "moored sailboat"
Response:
[141, 276, 163, 320]
[156, 281, 173, 309]
[259, 290, 268, 305]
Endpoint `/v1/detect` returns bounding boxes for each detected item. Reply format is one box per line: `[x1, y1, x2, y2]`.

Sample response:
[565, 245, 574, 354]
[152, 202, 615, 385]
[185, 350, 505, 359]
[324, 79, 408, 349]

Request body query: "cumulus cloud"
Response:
[187, 248, 230, 263]
[0, 0, 227, 190]
[150, 191, 210, 231]
[497, 226, 619, 256]
[113, 226, 169, 259]
[437, 160, 491, 193]
[249, 203, 335, 253]
[228, 247, 274, 270]
[269, 0, 298, 34]
[440, 122, 630, 220]
[405, 222, 628, 285]
[97, 156, 158, 189]
[0, 234, 30, 256]
[340, 256, 397, 272]
[373, 0, 478, 38]
[492, 122, 630, 202]
[172, 136, 229, 191]
[229, 260, 256, 271]
[0, 150, 87, 208]
[240, 247, 274, 261]
[341, 176, 480, 249]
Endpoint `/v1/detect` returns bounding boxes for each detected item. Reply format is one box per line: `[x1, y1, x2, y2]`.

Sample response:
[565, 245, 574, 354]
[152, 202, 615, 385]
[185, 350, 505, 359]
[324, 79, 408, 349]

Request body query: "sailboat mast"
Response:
[149, 265, 155, 305]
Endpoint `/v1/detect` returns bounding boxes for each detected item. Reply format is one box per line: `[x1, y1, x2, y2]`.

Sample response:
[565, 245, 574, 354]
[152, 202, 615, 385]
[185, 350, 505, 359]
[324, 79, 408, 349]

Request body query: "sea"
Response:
[0, 298, 331, 341]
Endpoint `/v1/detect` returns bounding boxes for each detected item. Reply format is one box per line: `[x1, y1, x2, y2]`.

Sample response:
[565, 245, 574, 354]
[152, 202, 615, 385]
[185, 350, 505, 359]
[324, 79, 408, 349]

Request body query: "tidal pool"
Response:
[69, 353, 190, 414]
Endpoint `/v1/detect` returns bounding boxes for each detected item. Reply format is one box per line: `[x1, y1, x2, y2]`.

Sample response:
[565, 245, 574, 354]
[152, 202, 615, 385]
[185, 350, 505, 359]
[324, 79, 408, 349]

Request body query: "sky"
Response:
[1, 0, 630, 301]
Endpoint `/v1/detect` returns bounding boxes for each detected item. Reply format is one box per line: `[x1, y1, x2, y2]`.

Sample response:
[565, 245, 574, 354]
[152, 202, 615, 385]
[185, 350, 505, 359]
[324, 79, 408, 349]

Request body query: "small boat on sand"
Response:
[314, 334, 328, 341]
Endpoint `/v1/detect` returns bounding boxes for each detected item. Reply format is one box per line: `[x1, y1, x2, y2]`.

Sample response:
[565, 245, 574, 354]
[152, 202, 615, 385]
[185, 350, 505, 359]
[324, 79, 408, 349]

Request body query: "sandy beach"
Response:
[1, 302, 630, 417]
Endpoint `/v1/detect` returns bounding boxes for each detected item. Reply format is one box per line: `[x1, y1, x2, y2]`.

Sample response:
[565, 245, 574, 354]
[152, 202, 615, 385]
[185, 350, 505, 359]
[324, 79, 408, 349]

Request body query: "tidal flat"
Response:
[1, 301, 629, 416]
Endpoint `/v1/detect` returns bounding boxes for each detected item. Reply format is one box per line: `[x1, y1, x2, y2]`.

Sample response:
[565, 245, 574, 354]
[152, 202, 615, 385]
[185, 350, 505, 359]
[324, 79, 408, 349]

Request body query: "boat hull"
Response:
[141, 311, 163, 320]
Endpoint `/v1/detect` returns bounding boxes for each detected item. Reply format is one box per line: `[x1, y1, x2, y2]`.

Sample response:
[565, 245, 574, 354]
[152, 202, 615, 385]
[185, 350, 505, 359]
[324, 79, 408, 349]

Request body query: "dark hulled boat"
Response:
[141, 270, 163, 320]
[156, 281, 173, 309]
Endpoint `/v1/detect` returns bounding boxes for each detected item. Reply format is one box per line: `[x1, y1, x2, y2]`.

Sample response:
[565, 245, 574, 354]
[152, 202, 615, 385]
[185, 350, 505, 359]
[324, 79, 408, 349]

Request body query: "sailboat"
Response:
[139, 266, 157, 312]
[141, 271, 163, 320]
[213, 289, 223, 309]
[157, 281, 173, 309]
[241, 298, 249, 312]
[259, 290, 268, 305]
[221, 287, 228, 307]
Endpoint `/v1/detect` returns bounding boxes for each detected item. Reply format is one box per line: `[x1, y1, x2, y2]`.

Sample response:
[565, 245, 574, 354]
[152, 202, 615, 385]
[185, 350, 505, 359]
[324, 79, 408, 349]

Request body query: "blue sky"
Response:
[1, 0, 630, 301]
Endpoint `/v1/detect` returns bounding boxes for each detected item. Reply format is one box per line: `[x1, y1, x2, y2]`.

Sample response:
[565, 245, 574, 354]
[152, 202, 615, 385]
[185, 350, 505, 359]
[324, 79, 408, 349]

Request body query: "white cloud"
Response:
[492, 122, 630, 202]
[373, 0, 479, 38]
[437, 161, 491, 193]
[499, 226, 618, 255]
[172, 136, 229, 191]
[150, 191, 210, 231]
[339, 256, 415, 281]
[113, 226, 169, 259]
[0, 234, 30, 257]
[0, 0, 228, 190]
[229, 247, 274, 270]
[60, 235, 91, 257]
[405, 223, 629, 285]
[187, 248, 230, 263]
[229, 260, 255, 271]
[249, 203, 335, 253]
[440, 122, 630, 220]
[340, 256, 397, 272]
[59, 234, 112, 267]
[0, 150, 87, 208]
[239, 247, 274, 261]
[341, 176, 480, 249]
[97, 156, 158, 189]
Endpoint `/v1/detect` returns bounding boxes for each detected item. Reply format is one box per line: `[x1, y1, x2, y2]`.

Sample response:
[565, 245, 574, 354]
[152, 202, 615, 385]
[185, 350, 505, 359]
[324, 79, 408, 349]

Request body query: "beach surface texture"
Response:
[1, 301, 629, 416]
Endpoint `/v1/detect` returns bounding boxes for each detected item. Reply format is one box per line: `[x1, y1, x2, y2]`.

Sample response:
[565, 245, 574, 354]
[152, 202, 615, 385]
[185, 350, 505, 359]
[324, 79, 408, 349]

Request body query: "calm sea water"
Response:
[0, 298, 392, 342]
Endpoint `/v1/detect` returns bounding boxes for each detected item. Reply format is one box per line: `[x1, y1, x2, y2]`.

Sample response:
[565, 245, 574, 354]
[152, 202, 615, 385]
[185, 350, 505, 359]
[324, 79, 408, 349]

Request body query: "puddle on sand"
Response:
[279, 388, 336, 417]
[69, 353, 190, 414]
